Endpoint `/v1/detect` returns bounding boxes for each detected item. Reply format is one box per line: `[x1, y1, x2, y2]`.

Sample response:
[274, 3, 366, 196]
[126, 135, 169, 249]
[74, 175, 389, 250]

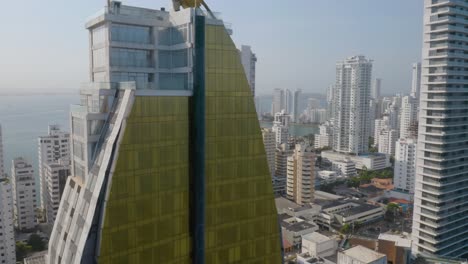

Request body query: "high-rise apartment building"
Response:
[38, 125, 70, 222]
[272, 110, 290, 147]
[240, 45, 257, 97]
[394, 138, 417, 195]
[400, 96, 418, 139]
[314, 122, 333, 149]
[286, 144, 315, 205]
[333, 55, 372, 154]
[262, 128, 276, 179]
[292, 89, 301, 122]
[275, 143, 294, 189]
[378, 129, 397, 156]
[326, 85, 335, 121]
[411, 62, 422, 99]
[372, 78, 382, 99]
[412, 0, 468, 258]
[48, 3, 281, 263]
[43, 159, 71, 227]
[11, 157, 37, 230]
[272, 88, 285, 115]
[0, 178, 15, 264]
[374, 117, 389, 147]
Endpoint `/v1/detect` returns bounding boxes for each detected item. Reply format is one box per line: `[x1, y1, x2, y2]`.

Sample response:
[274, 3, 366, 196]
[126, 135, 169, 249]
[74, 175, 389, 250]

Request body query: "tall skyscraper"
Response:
[292, 89, 301, 122]
[272, 110, 290, 147]
[240, 45, 257, 97]
[274, 143, 293, 193]
[0, 178, 15, 264]
[38, 125, 70, 222]
[11, 157, 37, 230]
[286, 144, 315, 205]
[285, 89, 293, 114]
[333, 55, 372, 154]
[43, 159, 71, 227]
[272, 88, 285, 115]
[48, 3, 281, 263]
[399, 96, 418, 139]
[377, 128, 397, 156]
[372, 78, 382, 99]
[412, 0, 468, 258]
[394, 138, 416, 195]
[326, 85, 335, 121]
[411, 62, 422, 99]
[262, 128, 276, 179]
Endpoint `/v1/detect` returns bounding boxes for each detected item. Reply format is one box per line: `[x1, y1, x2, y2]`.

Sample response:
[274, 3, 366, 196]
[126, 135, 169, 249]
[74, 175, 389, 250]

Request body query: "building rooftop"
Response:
[302, 232, 332, 243]
[314, 190, 343, 201]
[275, 197, 301, 212]
[280, 214, 318, 232]
[378, 233, 411, 248]
[336, 203, 381, 217]
[341, 245, 386, 262]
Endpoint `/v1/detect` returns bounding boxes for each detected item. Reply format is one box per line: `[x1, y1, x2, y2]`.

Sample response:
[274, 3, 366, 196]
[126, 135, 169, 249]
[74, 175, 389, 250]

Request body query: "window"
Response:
[110, 48, 152, 68]
[111, 24, 151, 44]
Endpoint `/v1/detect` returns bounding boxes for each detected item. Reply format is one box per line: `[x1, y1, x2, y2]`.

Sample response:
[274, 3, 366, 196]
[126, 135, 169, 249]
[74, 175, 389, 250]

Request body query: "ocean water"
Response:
[0, 94, 79, 175]
[260, 121, 319, 137]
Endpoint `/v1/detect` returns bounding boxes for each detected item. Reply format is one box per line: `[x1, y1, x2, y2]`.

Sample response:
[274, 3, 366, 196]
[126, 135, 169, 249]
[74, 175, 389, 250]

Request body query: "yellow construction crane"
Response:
[172, 0, 215, 18]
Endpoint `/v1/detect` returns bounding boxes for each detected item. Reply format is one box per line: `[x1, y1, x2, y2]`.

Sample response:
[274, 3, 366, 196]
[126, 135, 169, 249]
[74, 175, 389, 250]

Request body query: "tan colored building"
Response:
[287, 144, 315, 205]
[377, 233, 411, 264]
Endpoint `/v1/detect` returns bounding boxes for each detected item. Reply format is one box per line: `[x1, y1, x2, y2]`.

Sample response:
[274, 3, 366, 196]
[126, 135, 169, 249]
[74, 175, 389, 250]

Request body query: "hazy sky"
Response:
[0, 0, 423, 95]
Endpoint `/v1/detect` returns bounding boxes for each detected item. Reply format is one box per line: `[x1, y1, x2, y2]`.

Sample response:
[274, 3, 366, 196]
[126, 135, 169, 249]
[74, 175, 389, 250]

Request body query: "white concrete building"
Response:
[38, 125, 70, 222]
[314, 122, 333, 149]
[372, 78, 381, 99]
[373, 117, 389, 147]
[275, 143, 293, 193]
[272, 110, 290, 147]
[322, 151, 390, 171]
[412, 0, 468, 258]
[317, 200, 384, 229]
[399, 96, 418, 139]
[0, 178, 16, 264]
[272, 88, 285, 115]
[333, 56, 372, 155]
[287, 144, 315, 205]
[44, 160, 71, 227]
[326, 85, 335, 121]
[377, 128, 397, 156]
[11, 157, 37, 230]
[394, 138, 417, 195]
[338, 245, 386, 264]
[331, 159, 356, 177]
[307, 108, 327, 124]
[301, 232, 338, 258]
[411, 62, 422, 99]
[239, 45, 256, 97]
[261, 128, 276, 179]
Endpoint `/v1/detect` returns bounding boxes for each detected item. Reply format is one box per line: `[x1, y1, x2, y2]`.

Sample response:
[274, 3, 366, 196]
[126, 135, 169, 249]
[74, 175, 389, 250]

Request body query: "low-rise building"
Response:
[322, 151, 390, 171]
[280, 213, 319, 249]
[331, 158, 356, 177]
[297, 254, 337, 264]
[302, 232, 338, 258]
[377, 233, 411, 264]
[316, 200, 384, 230]
[337, 245, 387, 264]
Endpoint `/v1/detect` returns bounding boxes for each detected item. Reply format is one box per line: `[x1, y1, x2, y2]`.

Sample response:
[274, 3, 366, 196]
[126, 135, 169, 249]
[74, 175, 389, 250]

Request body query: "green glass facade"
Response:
[99, 97, 192, 263]
[97, 21, 281, 264]
[204, 25, 282, 263]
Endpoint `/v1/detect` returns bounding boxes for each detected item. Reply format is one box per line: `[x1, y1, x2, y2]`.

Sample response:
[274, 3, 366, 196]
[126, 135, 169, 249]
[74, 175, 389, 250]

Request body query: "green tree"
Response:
[340, 223, 351, 234]
[385, 203, 400, 222]
[16, 241, 32, 261]
[28, 234, 46, 251]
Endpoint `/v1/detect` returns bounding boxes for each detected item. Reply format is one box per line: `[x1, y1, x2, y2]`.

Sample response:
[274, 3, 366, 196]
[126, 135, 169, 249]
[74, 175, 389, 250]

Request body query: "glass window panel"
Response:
[111, 24, 151, 44]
